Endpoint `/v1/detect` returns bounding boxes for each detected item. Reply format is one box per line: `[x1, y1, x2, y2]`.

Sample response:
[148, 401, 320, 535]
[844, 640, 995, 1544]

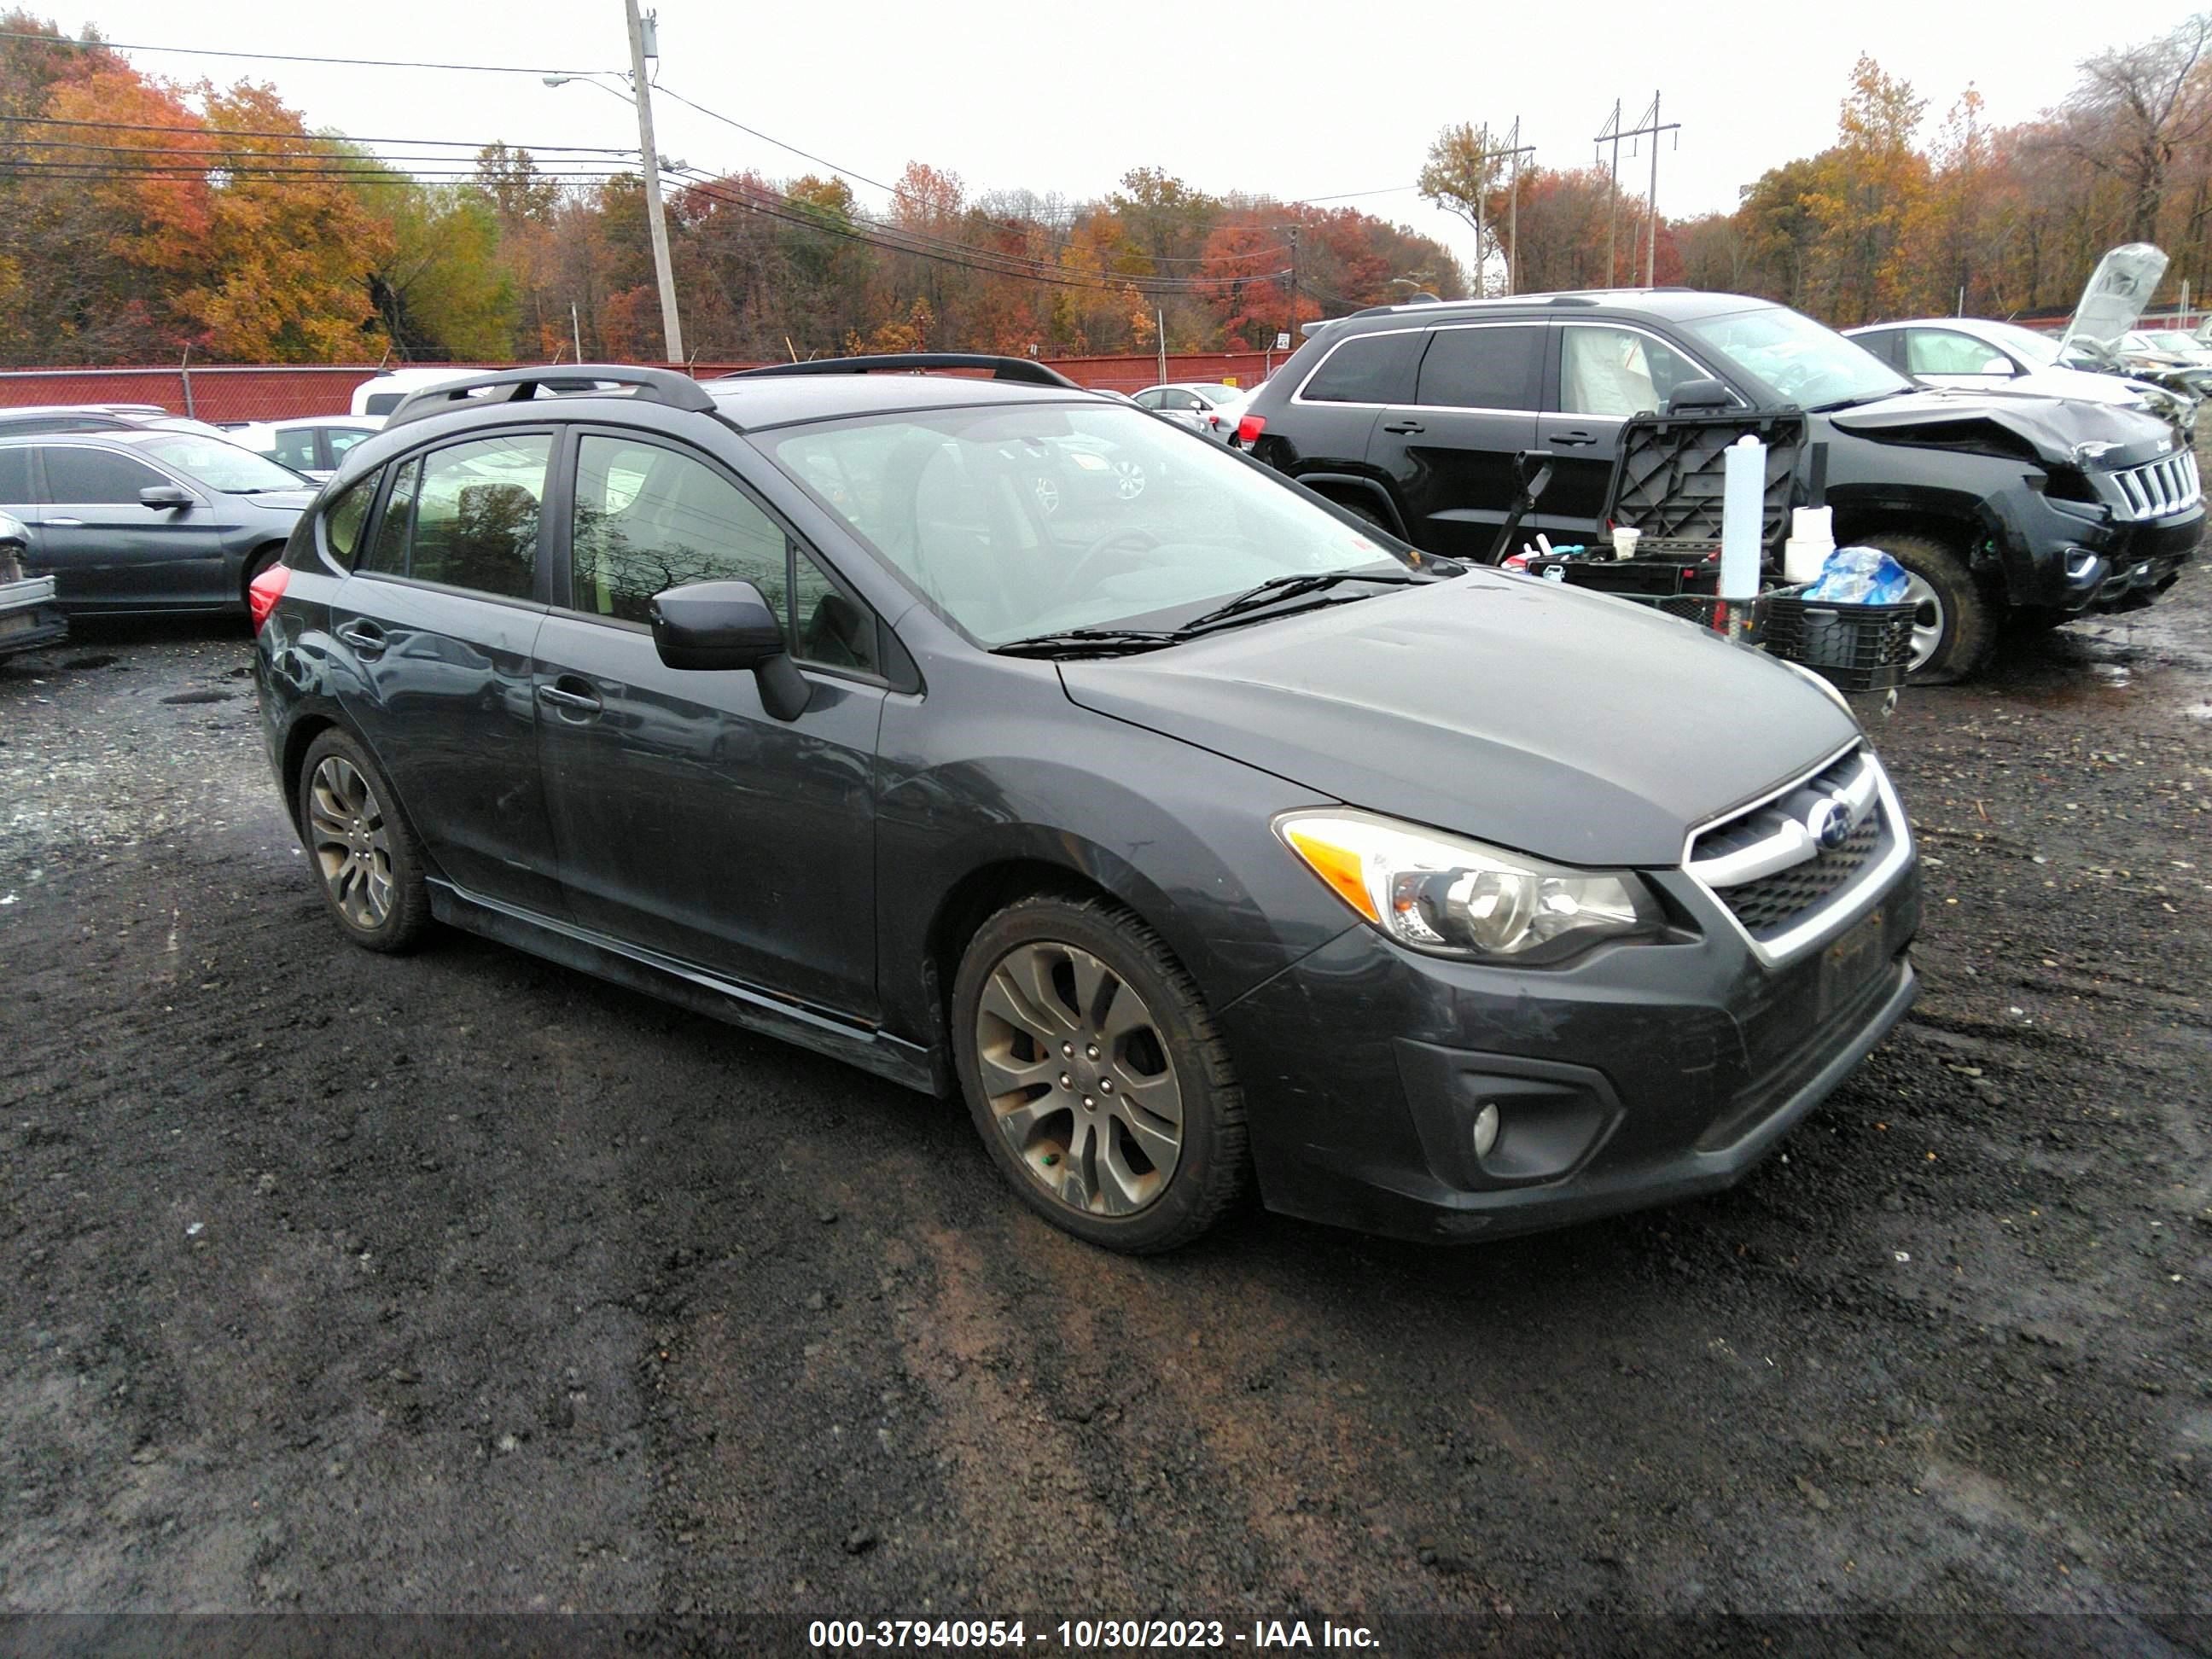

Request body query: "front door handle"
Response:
[1381, 420, 1425, 434]
[1548, 430, 1598, 447]
[536, 679, 602, 718]
[44, 516, 83, 527]
[334, 620, 387, 657]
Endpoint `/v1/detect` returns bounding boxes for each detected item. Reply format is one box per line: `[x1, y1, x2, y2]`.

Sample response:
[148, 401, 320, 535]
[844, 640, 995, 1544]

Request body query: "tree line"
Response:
[0, 11, 1463, 365]
[1435, 14, 2212, 327]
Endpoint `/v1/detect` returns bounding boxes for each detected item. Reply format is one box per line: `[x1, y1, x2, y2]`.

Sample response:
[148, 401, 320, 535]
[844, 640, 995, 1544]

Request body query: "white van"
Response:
[350, 368, 476, 420]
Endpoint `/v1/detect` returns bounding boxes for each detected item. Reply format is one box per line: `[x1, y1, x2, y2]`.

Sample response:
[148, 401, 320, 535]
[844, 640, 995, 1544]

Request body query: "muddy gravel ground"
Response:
[1, 577, 2208, 1655]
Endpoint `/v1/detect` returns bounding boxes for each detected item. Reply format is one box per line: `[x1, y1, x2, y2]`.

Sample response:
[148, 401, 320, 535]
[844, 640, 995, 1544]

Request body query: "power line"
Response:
[0, 113, 633, 153]
[0, 27, 605, 77]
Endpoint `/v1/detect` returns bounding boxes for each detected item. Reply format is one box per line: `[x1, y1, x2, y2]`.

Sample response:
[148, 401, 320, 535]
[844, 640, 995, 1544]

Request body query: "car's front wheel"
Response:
[952, 894, 1247, 1252]
[297, 728, 431, 952]
[1853, 531, 1998, 684]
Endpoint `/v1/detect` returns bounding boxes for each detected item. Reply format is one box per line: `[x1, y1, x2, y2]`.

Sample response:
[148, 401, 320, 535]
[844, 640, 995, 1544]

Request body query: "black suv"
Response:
[1240, 290, 2204, 681]
[254, 358, 1918, 1252]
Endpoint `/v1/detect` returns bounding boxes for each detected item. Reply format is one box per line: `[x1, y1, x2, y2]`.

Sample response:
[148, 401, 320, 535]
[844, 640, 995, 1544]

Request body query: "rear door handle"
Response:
[1548, 430, 1598, 447]
[1381, 420, 1425, 434]
[537, 679, 602, 718]
[334, 620, 387, 657]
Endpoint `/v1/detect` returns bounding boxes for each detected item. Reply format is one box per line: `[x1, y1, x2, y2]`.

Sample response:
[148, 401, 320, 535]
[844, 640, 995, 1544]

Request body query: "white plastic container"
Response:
[1719, 435, 1764, 600]
[1610, 526, 1642, 561]
[1784, 505, 1836, 586]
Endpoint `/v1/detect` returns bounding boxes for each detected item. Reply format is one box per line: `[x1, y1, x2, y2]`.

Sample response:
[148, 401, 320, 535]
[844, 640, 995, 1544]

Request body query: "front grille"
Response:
[1714, 812, 1880, 934]
[1686, 747, 1900, 952]
[2105, 451, 2201, 521]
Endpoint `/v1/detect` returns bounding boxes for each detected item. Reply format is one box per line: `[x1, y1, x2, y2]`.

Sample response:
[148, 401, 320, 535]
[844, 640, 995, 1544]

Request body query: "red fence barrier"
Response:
[0, 351, 1291, 426]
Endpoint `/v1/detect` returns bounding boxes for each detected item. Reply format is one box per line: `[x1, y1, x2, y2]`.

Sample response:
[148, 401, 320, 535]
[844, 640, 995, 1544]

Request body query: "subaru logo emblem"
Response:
[1806, 796, 1853, 852]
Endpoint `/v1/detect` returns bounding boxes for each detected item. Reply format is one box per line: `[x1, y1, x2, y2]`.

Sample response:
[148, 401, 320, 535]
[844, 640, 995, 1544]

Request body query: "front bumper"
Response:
[1218, 861, 1920, 1243]
[0, 577, 68, 658]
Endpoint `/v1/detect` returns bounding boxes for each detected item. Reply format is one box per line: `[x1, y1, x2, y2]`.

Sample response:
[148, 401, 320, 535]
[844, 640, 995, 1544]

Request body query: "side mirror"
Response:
[1662, 377, 1737, 413]
[649, 579, 812, 721]
[140, 484, 194, 509]
[1977, 357, 2016, 377]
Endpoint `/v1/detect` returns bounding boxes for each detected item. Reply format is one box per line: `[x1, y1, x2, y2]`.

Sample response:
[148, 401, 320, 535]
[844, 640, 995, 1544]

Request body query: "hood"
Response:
[1828, 387, 2177, 469]
[1057, 573, 1858, 868]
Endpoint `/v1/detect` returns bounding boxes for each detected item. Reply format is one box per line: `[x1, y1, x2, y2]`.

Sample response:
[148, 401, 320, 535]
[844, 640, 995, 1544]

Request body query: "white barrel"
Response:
[1720, 434, 1765, 600]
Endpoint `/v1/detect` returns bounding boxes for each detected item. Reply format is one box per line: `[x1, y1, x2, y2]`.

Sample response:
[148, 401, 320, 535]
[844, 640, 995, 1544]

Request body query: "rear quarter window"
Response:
[319, 474, 375, 569]
[1297, 331, 1423, 405]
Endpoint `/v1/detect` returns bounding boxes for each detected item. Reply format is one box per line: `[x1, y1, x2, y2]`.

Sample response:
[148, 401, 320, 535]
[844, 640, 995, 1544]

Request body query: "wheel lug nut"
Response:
[1082, 1096, 1094, 1109]
[1099, 1079, 1113, 1093]
[1086, 1045, 1099, 1060]
[1062, 1042, 1073, 1057]
[1059, 1073, 1072, 1090]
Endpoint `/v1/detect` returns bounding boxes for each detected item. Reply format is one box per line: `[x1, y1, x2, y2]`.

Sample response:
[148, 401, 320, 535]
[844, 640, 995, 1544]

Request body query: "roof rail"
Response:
[721, 352, 1084, 390]
[382, 364, 718, 430]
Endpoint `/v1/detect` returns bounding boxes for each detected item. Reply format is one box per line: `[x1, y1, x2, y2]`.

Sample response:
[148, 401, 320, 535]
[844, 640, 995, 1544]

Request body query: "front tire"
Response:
[952, 894, 1247, 1253]
[1853, 531, 1998, 684]
[297, 729, 431, 953]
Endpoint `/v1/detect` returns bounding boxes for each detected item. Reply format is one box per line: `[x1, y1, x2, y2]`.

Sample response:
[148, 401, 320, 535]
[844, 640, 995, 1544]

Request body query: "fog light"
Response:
[1471, 1103, 1501, 1159]
[2064, 549, 2100, 581]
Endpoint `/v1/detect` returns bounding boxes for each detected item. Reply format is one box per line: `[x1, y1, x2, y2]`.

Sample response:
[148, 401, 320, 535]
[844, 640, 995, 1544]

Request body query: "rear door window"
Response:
[361, 458, 418, 576]
[1416, 326, 1545, 410]
[405, 434, 551, 599]
[0, 447, 31, 507]
[1298, 331, 1423, 405]
[270, 428, 319, 473]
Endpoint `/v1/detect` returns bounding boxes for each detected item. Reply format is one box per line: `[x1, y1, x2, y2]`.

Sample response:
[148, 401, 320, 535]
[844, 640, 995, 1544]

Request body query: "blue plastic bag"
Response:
[1802, 546, 1910, 604]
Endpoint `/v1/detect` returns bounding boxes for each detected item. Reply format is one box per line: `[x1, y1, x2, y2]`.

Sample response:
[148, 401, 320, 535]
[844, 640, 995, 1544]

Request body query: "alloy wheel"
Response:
[307, 755, 394, 930]
[1903, 571, 1945, 672]
[1112, 460, 1147, 501]
[972, 940, 1184, 1216]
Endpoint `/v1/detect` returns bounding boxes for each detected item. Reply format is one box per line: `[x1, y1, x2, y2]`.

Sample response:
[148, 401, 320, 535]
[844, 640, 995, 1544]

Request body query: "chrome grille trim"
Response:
[1680, 744, 1915, 968]
[2104, 451, 2201, 522]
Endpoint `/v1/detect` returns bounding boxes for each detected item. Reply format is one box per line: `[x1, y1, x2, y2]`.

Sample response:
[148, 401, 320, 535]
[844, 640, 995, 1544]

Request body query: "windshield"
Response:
[1683, 306, 1911, 409]
[765, 404, 1412, 645]
[132, 434, 306, 492]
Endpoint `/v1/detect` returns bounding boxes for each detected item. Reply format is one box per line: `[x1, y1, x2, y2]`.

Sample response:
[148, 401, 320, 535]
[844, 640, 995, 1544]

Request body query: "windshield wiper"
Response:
[1178, 568, 1435, 631]
[992, 628, 1184, 660]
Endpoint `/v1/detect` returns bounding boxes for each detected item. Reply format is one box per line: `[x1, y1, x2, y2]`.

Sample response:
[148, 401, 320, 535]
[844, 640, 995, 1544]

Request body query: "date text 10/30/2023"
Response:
[807, 1619, 1380, 1650]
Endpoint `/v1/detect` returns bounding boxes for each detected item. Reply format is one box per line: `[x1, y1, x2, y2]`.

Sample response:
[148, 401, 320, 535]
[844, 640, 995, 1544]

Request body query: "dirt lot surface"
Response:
[1, 575, 2208, 1652]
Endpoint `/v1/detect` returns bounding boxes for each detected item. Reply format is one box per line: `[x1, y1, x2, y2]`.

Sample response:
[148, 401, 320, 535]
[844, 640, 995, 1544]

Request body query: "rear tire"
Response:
[1852, 531, 1997, 684]
[952, 894, 1247, 1253]
[296, 729, 432, 953]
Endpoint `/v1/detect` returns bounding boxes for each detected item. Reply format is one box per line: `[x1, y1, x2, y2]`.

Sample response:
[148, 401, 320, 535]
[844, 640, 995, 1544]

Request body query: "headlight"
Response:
[1276, 809, 1665, 963]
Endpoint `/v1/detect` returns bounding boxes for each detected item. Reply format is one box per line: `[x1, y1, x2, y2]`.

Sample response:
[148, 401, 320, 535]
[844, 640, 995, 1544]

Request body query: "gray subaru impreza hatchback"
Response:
[252, 358, 1918, 1252]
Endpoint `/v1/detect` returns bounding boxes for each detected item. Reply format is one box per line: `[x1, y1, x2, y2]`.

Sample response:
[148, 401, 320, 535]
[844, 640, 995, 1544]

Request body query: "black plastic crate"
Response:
[1763, 588, 1917, 690]
[1617, 591, 1767, 643]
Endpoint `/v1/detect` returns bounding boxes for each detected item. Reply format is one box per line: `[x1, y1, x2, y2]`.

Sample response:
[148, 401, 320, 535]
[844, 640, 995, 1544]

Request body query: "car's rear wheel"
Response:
[1852, 531, 1997, 684]
[952, 894, 1246, 1253]
[297, 729, 431, 952]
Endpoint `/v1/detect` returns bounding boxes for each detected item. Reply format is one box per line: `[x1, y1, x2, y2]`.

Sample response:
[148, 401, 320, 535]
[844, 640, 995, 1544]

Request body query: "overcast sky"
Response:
[51, 0, 2212, 280]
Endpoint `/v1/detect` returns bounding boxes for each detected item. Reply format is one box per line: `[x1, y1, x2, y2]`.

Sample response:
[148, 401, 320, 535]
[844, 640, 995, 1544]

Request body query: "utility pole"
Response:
[1610, 92, 1680, 288]
[625, 0, 684, 363]
[1470, 125, 1535, 294]
[1288, 226, 1299, 344]
[1594, 100, 1623, 287]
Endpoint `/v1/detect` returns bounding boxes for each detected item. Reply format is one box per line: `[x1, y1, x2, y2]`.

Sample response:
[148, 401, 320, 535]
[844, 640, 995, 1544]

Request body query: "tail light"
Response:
[247, 562, 289, 633]
[1237, 413, 1266, 445]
